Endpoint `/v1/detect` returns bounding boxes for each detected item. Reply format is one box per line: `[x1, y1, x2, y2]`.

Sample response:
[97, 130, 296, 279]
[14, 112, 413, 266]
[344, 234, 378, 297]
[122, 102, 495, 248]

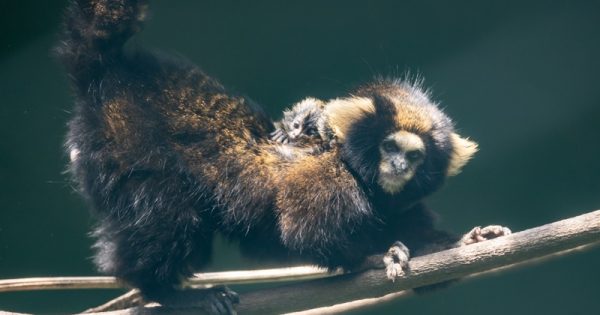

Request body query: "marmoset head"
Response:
[281, 97, 325, 139]
[324, 79, 478, 199]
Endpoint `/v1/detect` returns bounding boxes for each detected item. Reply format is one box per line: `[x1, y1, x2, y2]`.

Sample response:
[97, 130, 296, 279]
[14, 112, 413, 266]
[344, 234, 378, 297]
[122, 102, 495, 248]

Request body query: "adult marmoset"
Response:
[57, 0, 509, 312]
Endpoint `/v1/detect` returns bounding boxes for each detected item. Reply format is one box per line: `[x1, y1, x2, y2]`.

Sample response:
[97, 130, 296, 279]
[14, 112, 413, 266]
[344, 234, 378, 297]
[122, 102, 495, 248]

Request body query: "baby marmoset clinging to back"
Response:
[270, 97, 335, 154]
[271, 98, 325, 142]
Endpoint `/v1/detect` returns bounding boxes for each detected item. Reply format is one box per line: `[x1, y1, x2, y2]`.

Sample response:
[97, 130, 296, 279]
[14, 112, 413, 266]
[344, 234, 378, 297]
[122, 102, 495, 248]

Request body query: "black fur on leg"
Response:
[88, 173, 215, 302]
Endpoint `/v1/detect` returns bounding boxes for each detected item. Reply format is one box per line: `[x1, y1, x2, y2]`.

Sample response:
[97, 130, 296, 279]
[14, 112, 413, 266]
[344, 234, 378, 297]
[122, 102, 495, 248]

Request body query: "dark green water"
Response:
[1, 1, 599, 314]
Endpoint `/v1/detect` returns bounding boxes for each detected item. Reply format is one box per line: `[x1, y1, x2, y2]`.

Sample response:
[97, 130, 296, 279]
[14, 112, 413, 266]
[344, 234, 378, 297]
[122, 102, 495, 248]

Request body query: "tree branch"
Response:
[0, 266, 336, 293]
[1, 209, 599, 314]
[235, 209, 600, 314]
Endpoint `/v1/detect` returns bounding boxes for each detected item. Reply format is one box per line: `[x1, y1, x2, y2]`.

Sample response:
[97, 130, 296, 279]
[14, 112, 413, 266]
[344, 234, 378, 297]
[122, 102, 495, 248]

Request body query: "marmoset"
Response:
[56, 0, 509, 313]
[270, 98, 329, 143]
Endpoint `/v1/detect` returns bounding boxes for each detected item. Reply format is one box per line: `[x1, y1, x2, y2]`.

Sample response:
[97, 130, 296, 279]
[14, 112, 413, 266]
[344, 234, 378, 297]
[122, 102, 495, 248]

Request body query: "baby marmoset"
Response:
[271, 98, 326, 143]
[270, 98, 336, 158]
[268, 98, 328, 160]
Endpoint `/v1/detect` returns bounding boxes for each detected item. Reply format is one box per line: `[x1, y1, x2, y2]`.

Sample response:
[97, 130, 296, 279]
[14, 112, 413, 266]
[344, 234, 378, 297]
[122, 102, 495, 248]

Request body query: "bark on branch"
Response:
[236, 209, 600, 314]
[1, 209, 599, 315]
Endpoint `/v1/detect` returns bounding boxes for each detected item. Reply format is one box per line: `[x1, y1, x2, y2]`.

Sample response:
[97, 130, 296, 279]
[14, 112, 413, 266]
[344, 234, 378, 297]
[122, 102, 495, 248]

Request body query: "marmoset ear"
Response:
[323, 97, 375, 143]
[447, 133, 478, 176]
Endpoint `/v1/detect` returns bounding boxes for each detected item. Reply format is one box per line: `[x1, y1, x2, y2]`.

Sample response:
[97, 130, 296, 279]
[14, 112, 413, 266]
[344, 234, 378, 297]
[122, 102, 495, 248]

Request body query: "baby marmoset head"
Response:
[270, 98, 329, 144]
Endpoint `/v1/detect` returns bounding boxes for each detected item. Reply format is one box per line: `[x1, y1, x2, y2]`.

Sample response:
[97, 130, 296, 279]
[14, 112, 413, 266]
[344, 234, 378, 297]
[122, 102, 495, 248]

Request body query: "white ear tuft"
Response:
[447, 133, 478, 176]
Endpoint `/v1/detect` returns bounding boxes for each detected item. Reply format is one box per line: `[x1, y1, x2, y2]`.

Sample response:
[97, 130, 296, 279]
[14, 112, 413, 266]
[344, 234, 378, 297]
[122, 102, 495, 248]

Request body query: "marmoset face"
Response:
[378, 130, 426, 194]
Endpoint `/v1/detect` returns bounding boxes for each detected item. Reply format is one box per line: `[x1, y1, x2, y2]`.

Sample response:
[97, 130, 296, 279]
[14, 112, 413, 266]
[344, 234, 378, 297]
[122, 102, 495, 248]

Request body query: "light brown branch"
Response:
[0, 266, 335, 293]
[80, 266, 341, 313]
[236, 209, 600, 314]
[1, 209, 599, 315]
[83, 290, 142, 313]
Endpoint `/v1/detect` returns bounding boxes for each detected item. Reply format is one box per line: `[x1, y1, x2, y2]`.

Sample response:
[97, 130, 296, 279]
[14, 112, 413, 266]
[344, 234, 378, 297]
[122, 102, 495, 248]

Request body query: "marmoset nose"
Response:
[392, 159, 408, 175]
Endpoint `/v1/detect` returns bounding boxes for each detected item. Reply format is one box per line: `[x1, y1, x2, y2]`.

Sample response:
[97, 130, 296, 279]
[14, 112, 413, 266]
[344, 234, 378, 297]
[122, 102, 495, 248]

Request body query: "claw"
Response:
[270, 129, 287, 142]
[272, 133, 284, 143]
[273, 132, 289, 144]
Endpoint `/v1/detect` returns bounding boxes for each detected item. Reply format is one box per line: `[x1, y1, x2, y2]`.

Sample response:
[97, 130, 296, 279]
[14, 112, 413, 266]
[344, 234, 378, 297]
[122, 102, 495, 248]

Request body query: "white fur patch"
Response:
[377, 131, 425, 194]
[387, 131, 424, 153]
[70, 148, 80, 162]
[294, 97, 324, 110]
[378, 174, 411, 194]
[447, 133, 478, 176]
[274, 144, 307, 160]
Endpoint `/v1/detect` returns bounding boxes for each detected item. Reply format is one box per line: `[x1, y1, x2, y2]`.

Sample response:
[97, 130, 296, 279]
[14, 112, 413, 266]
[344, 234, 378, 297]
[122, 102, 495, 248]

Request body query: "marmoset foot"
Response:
[460, 225, 512, 245]
[383, 241, 410, 281]
[157, 285, 239, 315]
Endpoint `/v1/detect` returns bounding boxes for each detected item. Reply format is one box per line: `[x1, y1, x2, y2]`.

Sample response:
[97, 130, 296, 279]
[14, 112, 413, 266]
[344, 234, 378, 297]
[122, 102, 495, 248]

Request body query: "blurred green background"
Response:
[1, 0, 599, 314]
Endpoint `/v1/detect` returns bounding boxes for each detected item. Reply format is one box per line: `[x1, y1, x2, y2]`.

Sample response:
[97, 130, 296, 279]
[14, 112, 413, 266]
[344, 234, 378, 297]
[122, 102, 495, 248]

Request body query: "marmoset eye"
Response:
[407, 150, 423, 161]
[382, 140, 399, 153]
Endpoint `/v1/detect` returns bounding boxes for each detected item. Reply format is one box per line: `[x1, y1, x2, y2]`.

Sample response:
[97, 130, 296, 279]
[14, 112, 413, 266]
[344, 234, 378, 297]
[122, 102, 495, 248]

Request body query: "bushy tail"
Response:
[56, 0, 148, 90]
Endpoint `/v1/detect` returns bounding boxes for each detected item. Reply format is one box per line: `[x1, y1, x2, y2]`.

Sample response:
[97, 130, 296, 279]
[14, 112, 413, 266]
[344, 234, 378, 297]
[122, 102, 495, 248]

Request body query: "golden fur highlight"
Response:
[323, 96, 374, 142]
[392, 102, 433, 133]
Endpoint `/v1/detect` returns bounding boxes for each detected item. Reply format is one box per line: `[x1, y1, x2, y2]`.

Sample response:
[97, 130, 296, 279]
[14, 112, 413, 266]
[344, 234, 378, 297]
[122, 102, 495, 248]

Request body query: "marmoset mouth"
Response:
[380, 171, 412, 182]
[378, 173, 411, 193]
